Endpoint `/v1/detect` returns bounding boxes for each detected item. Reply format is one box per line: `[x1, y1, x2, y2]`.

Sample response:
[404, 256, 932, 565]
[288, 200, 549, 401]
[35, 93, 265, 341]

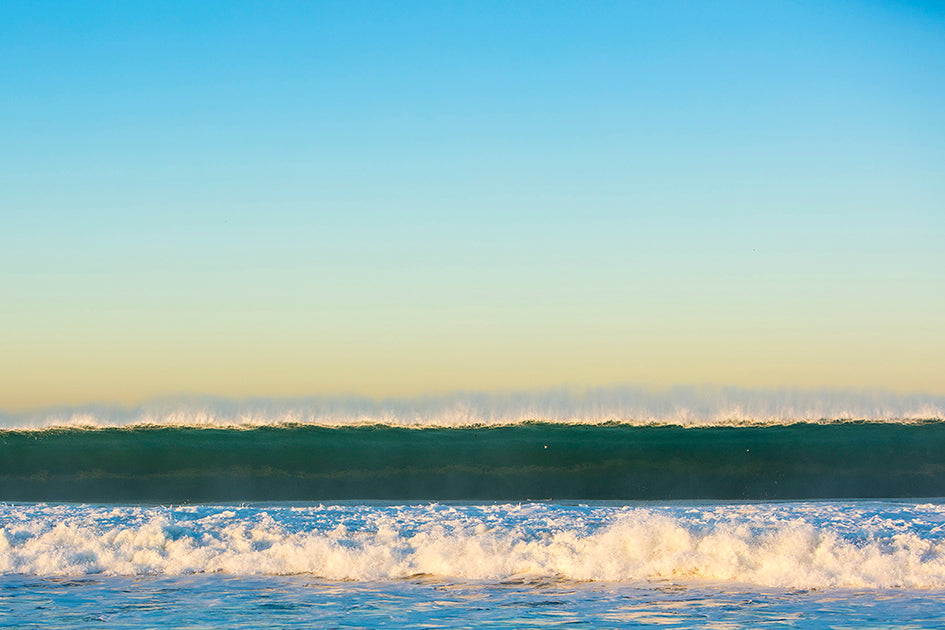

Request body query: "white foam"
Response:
[2, 386, 943, 430]
[2, 502, 944, 588]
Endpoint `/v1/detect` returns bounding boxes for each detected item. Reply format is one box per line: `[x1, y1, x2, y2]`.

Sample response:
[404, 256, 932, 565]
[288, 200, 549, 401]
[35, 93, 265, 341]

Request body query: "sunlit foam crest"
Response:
[2, 386, 943, 430]
[2, 503, 944, 588]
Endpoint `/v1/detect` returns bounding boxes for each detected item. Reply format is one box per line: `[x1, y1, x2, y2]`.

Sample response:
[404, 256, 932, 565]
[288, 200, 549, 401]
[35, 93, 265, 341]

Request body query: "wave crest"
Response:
[3, 386, 943, 430]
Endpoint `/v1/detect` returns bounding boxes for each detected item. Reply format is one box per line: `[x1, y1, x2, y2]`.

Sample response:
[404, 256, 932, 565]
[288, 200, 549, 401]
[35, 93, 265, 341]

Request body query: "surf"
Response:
[2, 501, 944, 589]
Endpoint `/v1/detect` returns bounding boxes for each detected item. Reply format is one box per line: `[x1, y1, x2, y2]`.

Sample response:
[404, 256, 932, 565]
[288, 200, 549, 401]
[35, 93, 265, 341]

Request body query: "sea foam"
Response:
[2, 386, 943, 430]
[2, 502, 944, 589]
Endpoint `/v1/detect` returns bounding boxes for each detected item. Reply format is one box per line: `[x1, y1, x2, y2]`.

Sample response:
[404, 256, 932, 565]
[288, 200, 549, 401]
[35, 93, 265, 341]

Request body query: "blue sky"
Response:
[2, 1, 944, 409]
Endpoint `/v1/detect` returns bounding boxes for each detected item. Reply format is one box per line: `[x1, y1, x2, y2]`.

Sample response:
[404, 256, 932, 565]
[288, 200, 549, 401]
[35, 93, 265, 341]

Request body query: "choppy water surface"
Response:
[4, 573, 945, 629]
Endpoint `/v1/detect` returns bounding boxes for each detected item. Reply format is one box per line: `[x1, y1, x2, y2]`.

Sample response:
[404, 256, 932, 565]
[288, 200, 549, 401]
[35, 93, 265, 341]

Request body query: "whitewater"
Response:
[3, 501, 945, 628]
[3, 391, 945, 628]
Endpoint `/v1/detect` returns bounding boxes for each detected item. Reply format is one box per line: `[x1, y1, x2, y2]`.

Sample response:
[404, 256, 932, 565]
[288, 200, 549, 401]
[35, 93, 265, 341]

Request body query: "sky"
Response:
[2, 1, 944, 411]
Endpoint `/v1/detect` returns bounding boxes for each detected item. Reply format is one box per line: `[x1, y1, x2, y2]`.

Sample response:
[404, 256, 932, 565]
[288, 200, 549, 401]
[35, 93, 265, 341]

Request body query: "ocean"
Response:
[2, 393, 945, 628]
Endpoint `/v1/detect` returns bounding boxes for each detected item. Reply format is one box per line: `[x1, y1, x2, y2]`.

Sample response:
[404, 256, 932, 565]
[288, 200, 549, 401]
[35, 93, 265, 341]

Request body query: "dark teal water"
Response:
[1, 422, 943, 502]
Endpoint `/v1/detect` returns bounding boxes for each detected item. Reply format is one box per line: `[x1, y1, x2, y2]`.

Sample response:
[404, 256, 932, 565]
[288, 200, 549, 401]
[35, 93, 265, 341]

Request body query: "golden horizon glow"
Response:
[2, 3, 943, 411]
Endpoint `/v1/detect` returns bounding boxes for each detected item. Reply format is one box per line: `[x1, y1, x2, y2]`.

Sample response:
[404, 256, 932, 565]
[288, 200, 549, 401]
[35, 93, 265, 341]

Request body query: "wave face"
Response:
[2, 501, 944, 588]
[2, 422, 945, 501]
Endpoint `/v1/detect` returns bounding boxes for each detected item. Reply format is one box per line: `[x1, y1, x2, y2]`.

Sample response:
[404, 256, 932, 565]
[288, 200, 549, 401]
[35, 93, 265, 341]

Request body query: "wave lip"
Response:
[2, 502, 944, 589]
[2, 386, 944, 430]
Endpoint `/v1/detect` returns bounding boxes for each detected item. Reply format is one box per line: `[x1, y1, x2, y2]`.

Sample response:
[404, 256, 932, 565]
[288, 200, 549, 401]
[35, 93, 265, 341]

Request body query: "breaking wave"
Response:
[3, 422, 945, 501]
[2, 502, 944, 589]
[2, 386, 943, 430]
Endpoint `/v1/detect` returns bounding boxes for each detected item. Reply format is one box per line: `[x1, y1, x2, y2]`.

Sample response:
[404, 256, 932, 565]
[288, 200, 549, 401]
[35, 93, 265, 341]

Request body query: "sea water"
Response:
[2, 411, 944, 627]
[2, 501, 945, 628]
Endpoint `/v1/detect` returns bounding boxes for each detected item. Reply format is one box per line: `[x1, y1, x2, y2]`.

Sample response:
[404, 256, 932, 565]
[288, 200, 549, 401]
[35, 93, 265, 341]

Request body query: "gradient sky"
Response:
[2, 1, 944, 410]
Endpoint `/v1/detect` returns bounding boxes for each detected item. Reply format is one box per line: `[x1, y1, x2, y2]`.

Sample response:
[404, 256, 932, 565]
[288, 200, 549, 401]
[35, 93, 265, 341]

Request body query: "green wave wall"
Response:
[2, 422, 943, 502]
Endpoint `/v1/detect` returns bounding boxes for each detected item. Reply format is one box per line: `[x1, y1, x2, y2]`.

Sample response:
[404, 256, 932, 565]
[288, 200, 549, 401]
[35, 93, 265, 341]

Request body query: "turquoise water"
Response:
[2, 501, 945, 628]
[2, 422, 944, 501]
